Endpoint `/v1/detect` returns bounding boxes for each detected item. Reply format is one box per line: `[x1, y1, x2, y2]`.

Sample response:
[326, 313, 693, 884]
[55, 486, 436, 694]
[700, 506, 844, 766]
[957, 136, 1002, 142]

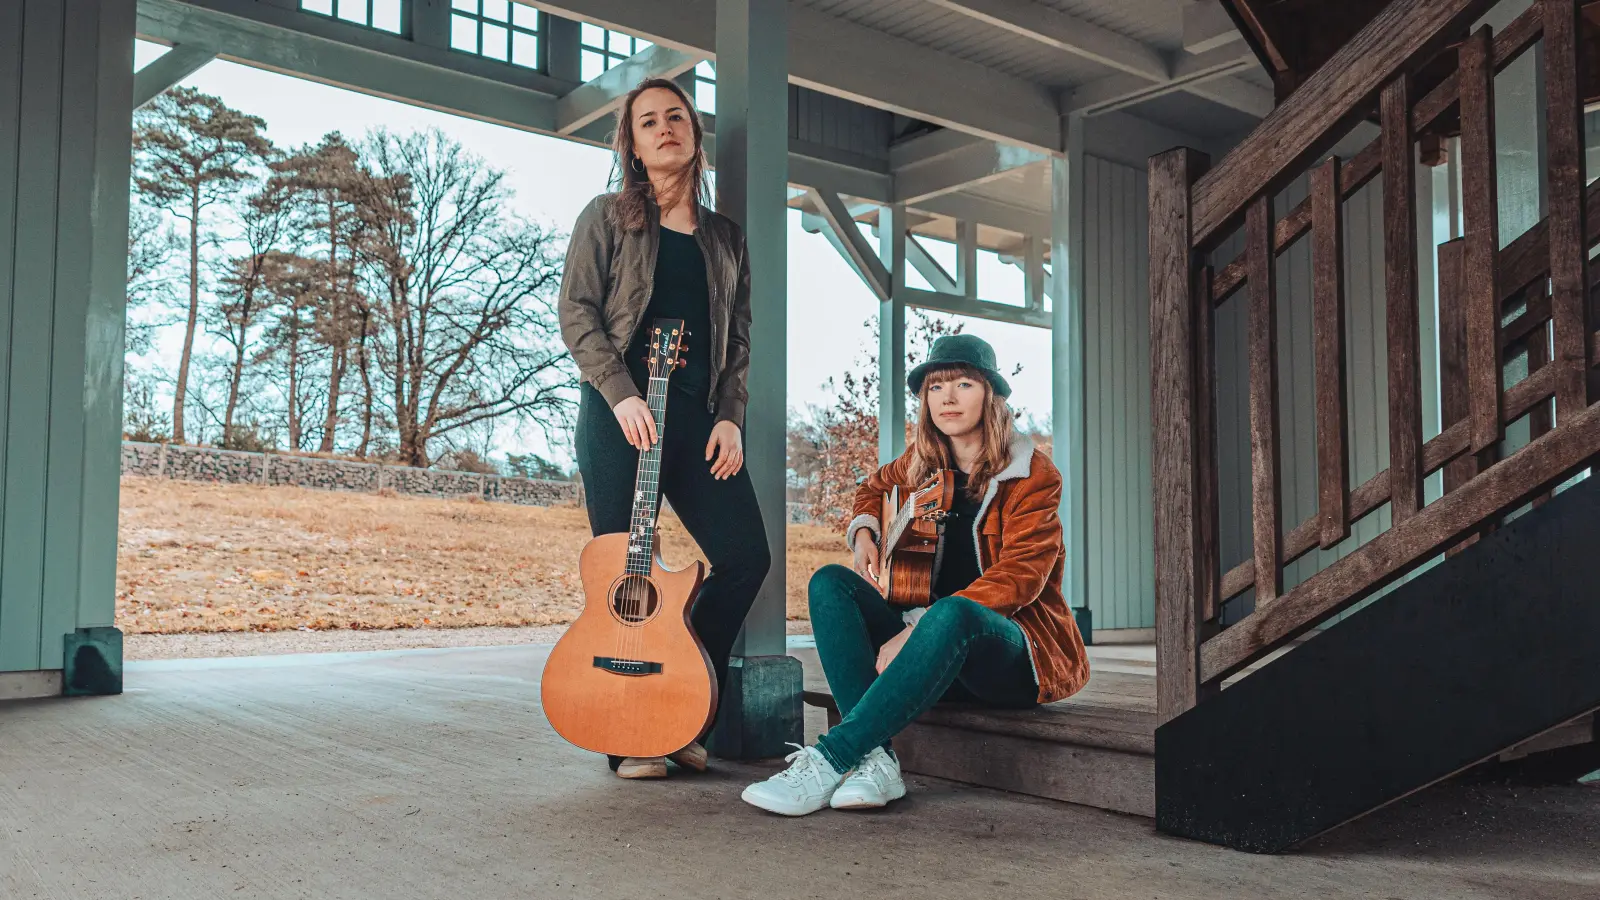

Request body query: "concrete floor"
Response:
[2, 644, 1596, 900]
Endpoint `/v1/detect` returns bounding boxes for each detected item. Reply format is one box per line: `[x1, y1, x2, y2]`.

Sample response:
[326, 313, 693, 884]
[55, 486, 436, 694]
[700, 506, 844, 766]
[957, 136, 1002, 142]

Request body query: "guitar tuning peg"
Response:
[676, 359, 686, 368]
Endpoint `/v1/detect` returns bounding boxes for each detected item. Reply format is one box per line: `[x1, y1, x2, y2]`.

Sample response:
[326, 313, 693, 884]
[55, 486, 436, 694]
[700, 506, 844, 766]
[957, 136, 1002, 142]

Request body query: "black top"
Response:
[627, 227, 713, 399]
[933, 471, 984, 599]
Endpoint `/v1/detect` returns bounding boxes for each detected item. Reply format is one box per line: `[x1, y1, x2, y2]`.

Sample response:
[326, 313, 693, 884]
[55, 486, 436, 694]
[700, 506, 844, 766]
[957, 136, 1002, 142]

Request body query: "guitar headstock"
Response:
[645, 318, 688, 379]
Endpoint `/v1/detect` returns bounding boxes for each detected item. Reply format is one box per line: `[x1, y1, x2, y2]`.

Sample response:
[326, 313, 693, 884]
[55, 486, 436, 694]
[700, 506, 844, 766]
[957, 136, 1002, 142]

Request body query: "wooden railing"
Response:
[1150, 0, 1600, 725]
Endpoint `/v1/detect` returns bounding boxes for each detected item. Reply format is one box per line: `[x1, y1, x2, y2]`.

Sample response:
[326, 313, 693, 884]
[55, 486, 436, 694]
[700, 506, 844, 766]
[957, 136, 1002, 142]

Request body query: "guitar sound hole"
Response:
[610, 575, 661, 624]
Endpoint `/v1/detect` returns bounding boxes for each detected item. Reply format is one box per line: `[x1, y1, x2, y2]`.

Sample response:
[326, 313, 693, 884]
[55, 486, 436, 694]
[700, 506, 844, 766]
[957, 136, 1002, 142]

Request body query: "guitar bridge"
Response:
[593, 656, 664, 676]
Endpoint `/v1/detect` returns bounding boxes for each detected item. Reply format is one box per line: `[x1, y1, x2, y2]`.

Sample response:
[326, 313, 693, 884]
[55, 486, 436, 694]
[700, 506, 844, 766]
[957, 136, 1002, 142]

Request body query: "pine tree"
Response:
[132, 88, 274, 444]
[269, 133, 372, 453]
[214, 181, 296, 448]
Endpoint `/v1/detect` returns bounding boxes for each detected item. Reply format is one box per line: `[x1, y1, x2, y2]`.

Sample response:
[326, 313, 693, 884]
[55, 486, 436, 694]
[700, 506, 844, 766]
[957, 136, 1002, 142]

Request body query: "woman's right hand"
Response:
[852, 527, 880, 583]
[613, 396, 658, 450]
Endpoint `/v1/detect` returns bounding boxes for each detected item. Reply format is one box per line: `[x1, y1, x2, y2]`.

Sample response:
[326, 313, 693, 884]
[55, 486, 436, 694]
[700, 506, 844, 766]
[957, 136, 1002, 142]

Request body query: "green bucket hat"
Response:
[907, 333, 1011, 399]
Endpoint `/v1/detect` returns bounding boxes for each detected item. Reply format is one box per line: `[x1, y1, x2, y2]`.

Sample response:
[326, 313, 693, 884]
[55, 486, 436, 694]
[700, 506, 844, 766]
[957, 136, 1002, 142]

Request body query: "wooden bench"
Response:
[797, 648, 1158, 817]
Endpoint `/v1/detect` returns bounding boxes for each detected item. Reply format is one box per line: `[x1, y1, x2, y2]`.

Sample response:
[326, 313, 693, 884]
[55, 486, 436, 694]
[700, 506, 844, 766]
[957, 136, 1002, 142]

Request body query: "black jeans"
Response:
[574, 383, 771, 762]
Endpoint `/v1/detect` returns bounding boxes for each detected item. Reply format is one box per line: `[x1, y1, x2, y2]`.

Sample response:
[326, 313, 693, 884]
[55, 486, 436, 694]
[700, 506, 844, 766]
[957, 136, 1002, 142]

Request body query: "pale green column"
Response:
[710, 0, 801, 758]
[0, 0, 133, 691]
[1051, 115, 1090, 639]
[878, 203, 907, 465]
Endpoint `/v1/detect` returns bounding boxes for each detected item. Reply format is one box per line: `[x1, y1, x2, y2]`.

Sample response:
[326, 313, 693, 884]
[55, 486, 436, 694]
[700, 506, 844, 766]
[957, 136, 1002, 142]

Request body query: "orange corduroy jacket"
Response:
[845, 435, 1091, 704]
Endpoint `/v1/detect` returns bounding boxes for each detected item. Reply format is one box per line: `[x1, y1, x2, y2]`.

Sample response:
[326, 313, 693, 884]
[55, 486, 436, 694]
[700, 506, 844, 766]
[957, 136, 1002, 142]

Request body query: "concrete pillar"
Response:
[0, 0, 134, 696]
[1051, 115, 1090, 639]
[708, 0, 800, 759]
[879, 203, 907, 465]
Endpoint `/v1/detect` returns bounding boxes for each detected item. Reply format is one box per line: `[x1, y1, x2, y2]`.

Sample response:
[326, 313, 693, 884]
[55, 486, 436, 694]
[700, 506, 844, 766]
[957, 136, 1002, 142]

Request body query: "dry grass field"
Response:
[117, 477, 848, 634]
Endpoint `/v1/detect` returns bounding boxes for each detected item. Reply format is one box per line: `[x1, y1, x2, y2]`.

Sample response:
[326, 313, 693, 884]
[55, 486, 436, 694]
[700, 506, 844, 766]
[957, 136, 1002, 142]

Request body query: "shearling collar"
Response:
[994, 433, 1040, 483]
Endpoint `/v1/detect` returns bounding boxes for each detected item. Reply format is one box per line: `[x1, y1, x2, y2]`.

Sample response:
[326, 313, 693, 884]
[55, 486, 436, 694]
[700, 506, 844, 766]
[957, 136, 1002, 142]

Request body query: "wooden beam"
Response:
[1246, 195, 1283, 605]
[1382, 76, 1424, 524]
[808, 189, 890, 302]
[555, 43, 702, 134]
[1545, 0, 1592, 419]
[1311, 157, 1350, 548]
[1460, 27, 1504, 455]
[132, 43, 215, 108]
[1190, 0, 1498, 251]
[921, 0, 1166, 81]
[1149, 147, 1211, 725]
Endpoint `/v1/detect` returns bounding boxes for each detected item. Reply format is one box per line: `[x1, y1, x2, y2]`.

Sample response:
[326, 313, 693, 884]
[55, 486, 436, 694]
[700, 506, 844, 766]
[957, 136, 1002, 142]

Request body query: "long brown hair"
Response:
[607, 77, 711, 232]
[905, 364, 1018, 501]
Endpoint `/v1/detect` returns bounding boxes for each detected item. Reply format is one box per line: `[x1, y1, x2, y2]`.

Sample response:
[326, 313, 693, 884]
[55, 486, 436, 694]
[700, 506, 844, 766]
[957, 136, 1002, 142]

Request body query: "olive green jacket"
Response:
[557, 193, 753, 428]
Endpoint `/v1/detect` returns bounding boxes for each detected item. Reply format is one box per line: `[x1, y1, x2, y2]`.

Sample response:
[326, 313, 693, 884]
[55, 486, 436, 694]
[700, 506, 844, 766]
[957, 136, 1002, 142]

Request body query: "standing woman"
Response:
[558, 78, 770, 780]
[741, 334, 1090, 815]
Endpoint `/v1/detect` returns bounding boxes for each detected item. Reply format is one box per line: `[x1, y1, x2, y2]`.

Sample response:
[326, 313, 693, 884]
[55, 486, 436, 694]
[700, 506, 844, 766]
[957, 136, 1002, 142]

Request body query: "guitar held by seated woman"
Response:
[740, 333, 1092, 816]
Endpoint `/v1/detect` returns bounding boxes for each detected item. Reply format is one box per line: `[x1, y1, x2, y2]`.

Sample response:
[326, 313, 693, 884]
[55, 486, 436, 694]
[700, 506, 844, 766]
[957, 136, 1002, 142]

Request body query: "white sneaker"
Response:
[740, 744, 845, 816]
[830, 746, 907, 810]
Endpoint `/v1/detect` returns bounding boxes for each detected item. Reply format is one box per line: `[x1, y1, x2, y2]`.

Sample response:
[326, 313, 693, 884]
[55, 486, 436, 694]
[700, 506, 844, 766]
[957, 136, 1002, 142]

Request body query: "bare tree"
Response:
[213, 182, 296, 448]
[133, 87, 274, 443]
[358, 129, 575, 467]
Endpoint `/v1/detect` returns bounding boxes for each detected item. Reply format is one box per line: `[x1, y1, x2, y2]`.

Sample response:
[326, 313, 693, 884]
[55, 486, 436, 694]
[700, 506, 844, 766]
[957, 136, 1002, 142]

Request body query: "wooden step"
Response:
[799, 655, 1157, 817]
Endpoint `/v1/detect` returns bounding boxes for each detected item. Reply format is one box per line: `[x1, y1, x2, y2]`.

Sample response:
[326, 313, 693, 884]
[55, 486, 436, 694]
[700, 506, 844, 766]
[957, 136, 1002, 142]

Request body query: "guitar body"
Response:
[541, 532, 717, 758]
[877, 472, 955, 608]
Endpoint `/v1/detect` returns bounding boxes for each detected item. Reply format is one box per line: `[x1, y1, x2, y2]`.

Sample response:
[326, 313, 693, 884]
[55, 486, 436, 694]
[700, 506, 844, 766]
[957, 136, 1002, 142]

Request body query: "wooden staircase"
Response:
[1149, 0, 1600, 852]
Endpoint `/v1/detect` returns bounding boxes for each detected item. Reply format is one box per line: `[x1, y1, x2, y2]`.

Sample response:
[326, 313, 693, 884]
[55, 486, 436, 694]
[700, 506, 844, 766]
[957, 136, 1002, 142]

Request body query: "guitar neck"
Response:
[880, 487, 921, 553]
[626, 375, 671, 574]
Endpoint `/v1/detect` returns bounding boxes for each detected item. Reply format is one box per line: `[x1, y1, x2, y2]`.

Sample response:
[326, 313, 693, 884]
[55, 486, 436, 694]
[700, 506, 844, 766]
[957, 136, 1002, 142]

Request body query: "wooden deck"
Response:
[793, 643, 1160, 816]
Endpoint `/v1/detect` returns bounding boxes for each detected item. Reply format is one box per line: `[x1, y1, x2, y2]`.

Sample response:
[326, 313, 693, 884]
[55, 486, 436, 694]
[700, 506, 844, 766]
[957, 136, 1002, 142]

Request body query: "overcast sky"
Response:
[133, 41, 1054, 467]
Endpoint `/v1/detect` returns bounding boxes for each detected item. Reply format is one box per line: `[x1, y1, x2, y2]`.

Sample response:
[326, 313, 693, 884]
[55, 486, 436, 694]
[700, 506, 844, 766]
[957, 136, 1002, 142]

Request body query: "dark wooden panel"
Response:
[1201, 396, 1600, 683]
[1544, 0, 1591, 419]
[1190, 0, 1498, 251]
[1311, 158, 1349, 548]
[1195, 266, 1221, 623]
[1460, 27, 1504, 454]
[1160, 471, 1600, 852]
[1149, 148, 1209, 725]
[1382, 76, 1424, 524]
[1246, 195, 1282, 604]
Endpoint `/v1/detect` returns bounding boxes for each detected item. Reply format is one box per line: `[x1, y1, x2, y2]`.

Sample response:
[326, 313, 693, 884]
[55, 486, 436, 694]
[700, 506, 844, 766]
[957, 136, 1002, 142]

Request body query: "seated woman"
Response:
[741, 333, 1091, 816]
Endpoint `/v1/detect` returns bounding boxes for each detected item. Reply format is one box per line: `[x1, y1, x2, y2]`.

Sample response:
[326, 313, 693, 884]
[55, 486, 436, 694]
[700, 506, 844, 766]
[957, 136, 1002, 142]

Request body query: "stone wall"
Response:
[120, 442, 582, 508]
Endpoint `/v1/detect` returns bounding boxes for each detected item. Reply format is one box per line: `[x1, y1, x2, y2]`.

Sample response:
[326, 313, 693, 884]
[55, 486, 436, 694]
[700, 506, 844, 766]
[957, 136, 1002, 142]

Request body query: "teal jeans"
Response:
[808, 564, 1038, 773]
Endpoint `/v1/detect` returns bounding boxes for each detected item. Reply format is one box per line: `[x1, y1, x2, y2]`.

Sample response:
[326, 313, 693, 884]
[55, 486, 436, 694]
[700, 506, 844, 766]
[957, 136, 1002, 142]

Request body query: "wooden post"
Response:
[1150, 147, 1210, 726]
[1246, 194, 1283, 605]
[1544, 0, 1591, 420]
[1460, 26, 1504, 456]
[1382, 75, 1425, 524]
[1311, 157, 1350, 548]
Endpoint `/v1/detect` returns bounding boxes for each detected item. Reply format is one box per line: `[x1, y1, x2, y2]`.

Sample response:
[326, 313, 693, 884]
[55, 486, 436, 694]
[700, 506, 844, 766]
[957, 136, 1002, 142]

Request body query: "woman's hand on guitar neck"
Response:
[852, 527, 880, 582]
[613, 396, 658, 450]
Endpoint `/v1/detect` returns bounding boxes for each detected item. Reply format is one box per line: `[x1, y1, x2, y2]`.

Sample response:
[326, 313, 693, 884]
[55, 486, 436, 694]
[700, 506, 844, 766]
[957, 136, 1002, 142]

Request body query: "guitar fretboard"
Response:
[625, 376, 670, 575]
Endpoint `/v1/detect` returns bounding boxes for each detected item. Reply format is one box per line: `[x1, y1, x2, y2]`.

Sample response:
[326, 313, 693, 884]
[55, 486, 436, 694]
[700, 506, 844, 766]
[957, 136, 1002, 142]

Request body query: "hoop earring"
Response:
[630, 156, 645, 174]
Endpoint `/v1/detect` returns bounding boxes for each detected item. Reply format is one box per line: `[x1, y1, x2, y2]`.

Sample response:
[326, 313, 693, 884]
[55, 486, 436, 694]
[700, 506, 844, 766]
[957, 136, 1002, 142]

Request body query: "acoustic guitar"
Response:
[875, 469, 955, 607]
[541, 318, 717, 759]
